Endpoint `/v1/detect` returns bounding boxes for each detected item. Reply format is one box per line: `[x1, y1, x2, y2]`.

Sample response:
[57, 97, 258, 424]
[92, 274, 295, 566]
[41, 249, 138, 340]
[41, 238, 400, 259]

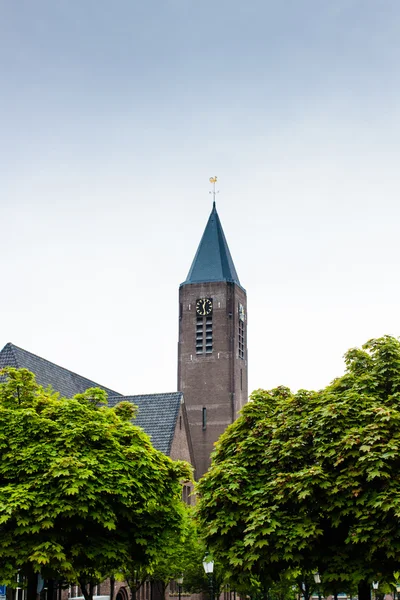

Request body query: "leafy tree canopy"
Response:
[123, 506, 209, 599]
[196, 336, 400, 597]
[0, 368, 191, 597]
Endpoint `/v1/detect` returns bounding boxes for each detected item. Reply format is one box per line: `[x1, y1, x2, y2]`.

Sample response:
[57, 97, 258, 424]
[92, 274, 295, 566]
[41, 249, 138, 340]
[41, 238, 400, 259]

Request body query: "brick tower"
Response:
[177, 200, 248, 479]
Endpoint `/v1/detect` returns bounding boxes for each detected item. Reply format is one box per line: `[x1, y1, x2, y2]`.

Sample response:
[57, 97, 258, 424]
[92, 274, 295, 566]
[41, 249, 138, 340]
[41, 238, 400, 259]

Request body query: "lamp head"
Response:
[314, 573, 321, 585]
[373, 582, 379, 590]
[203, 558, 214, 575]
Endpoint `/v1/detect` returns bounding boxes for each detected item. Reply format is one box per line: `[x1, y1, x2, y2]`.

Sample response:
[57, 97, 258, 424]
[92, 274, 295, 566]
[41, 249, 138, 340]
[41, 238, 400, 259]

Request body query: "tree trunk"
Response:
[126, 576, 135, 600]
[47, 580, 55, 600]
[262, 580, 268, 600]
[78, 580, 94, 600]
[158, 581, 167, 600]
[358, 581, 371, 600]
[110, 577, 115, 600]
[26, 571, 38, 600]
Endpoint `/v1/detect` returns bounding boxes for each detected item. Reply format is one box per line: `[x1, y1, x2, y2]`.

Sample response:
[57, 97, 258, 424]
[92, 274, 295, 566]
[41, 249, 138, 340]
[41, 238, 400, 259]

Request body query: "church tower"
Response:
[178, 199, 248, 479]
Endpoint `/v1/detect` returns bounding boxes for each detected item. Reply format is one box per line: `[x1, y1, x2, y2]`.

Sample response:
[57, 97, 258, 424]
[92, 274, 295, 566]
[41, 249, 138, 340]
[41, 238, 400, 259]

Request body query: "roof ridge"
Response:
[215, 211, 236, 281]
[165, 391, 182, 455]
[110, 391, 183, 399]
[1, 342, 122, 397]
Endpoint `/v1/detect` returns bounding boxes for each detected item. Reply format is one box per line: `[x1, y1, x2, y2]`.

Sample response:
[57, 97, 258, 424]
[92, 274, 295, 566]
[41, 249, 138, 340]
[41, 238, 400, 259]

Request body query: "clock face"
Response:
[196, 298, 213, 316]
[239, 304, 245, 321]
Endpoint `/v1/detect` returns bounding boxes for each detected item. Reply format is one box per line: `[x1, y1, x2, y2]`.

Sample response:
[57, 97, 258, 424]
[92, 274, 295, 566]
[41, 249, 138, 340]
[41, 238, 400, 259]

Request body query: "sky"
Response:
[1, 0, 400, 396]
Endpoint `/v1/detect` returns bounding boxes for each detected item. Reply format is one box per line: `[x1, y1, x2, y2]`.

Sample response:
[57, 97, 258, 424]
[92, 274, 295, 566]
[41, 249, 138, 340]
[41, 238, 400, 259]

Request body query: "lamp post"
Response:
[395, 583, 400, 600]
[314, 572, 321, 600]
[132, 570, 138, 600]
[372, 581, 379, 600]
[177, 575, 183, 600]
[203, 557, 214, 600]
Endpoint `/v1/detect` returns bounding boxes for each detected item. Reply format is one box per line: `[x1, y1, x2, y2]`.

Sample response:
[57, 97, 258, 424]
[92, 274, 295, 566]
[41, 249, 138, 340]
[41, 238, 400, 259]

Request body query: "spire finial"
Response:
[209, 176, 219, 209]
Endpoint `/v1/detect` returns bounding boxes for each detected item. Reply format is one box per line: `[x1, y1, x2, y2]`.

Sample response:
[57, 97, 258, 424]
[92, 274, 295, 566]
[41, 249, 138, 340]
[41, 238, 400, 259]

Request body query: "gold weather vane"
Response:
[209, 176, 219, 207]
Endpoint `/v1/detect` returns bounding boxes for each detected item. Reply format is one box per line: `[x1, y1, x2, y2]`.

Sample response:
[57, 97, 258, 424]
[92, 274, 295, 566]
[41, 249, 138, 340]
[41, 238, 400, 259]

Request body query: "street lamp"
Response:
[313, 572, 321, 600]
[395, 583, 400, 600]
[177, 575, 183, 600]
[132, 570, 138, 600]
[372, 581, 379, 600]
[203, 557, 214, 600]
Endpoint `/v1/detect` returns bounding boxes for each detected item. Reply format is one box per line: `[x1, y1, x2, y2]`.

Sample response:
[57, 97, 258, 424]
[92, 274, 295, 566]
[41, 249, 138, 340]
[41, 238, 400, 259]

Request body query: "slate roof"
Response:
[0, 343, 184, 458]
[181, 202, 242, 288]
[0, 342, 123, 399]
[108, 393, 183, 455]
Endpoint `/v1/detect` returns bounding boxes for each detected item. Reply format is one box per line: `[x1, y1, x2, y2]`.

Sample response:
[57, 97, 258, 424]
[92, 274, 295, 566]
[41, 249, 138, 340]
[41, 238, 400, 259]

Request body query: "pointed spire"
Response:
[181, 203, 241, 287]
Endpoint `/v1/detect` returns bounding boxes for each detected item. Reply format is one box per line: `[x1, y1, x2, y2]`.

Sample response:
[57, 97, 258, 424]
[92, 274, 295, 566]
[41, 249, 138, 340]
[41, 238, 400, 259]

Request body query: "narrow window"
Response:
[179, 415, 182, 430]
[238, 317, 245, 359]
[240, 368, 243, 391]
[182, 485, 191, 505]
[196, 316, 204, 354]
[202, 407, 207, 430]
[205, 316, 213, 353]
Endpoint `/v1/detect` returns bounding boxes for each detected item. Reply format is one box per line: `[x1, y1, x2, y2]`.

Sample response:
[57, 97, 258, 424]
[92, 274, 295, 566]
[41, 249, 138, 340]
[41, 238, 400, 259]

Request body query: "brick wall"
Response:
[178, 281, 248, 479]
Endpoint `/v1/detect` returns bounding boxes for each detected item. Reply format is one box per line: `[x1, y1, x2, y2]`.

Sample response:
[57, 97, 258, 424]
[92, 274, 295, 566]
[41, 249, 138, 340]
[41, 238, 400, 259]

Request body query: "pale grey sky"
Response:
[1, 1, 400, 395]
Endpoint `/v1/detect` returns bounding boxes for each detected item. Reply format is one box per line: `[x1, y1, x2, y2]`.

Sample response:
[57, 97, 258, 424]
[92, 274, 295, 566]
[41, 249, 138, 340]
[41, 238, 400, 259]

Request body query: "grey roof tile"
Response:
[0, 343, 183, 457]
[108, 393, 182, 455]
[0, 343, 123, 399]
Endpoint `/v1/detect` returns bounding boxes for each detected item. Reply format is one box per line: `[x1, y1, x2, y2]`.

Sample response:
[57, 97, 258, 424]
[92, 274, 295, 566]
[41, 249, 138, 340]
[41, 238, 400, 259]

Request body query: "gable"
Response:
[170, 404, 195, 466]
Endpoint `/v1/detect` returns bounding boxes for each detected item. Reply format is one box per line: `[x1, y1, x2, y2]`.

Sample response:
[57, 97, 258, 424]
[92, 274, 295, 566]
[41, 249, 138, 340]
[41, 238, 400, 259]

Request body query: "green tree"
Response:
[0, 368, 191, 600]
[196, 336, 400, 600]
[122, 507, 226, 600]
[123, 506, 199, 600]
